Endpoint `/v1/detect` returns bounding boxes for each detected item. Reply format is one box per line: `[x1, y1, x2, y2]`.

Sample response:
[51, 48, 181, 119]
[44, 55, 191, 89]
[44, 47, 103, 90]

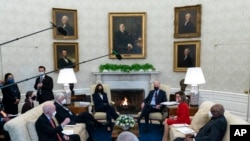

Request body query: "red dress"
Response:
[166, 102, 191, 125]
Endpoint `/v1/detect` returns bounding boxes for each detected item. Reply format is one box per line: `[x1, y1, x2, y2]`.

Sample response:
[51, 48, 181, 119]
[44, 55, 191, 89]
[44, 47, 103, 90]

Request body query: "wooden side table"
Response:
[111, 123, 139, 141]
[167, 105, 198, 117]
[66, 102, 89, 115]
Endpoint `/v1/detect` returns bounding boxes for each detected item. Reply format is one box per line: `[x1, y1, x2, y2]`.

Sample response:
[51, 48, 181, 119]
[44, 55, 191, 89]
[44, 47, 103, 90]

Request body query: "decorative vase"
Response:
[122, 125, 130, 130]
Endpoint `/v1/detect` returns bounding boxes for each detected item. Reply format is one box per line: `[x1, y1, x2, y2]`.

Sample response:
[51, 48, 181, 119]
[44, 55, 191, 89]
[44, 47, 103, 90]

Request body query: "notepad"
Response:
[160, 101, 179, 106]
[62, 129, 74, 135]
[172, 123, 189, 127]
[175, 127, 195, 134]
[79, 102, 90, 106]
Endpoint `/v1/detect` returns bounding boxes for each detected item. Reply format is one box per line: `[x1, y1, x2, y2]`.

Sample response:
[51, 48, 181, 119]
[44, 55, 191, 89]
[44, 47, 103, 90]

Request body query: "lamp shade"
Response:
[184, 67, 205, 85]
[57, 68, 77, 84]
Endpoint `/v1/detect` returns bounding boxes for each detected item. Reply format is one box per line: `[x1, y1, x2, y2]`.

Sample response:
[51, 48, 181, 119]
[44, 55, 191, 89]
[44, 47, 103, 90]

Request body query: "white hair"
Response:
[116, 131, 138, 141]
[54, 93, 65, 101]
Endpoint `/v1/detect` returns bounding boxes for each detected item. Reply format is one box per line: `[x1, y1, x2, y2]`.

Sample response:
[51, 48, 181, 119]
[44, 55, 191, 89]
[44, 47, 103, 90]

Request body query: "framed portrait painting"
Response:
[52, 8, 78, 39]
[109, 12, 146, 59]
[53, 42, 79, 72]
[173, 40, 201, 72]
[174, 4, 201, 38]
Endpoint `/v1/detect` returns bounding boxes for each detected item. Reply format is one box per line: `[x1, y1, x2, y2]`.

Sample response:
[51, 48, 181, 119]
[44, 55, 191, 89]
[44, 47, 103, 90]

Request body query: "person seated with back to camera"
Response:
[137, 81, 167, 132]
[162, 91, 190, 141]
[54, 93, 101, 141]
[21, 91, 37, 114]
[92, 83, 119, 132]
[116, 131, 139, 141]
[174, 104, 227, 141]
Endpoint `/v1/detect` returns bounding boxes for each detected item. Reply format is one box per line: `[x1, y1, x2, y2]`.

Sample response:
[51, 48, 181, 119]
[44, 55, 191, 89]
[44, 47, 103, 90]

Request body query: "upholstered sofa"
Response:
[169, 101, 250, 141]
[4, 101, 89, 141]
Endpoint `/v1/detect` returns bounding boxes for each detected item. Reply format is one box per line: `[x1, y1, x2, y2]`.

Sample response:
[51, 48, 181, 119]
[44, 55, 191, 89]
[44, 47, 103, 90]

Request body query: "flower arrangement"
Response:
[115, 115, 135, 129]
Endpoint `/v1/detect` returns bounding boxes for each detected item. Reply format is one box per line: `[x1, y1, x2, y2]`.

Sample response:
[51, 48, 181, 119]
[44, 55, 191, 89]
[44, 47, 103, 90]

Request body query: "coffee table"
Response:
[111, 123, 139, 141]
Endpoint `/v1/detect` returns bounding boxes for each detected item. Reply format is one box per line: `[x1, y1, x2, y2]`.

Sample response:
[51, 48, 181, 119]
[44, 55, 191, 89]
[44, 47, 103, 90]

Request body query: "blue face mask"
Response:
[8, 79, 14, 83]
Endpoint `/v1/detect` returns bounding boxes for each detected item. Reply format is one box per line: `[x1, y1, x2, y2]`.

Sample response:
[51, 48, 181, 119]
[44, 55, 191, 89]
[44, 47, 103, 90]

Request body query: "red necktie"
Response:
[49, 118, 63, 141]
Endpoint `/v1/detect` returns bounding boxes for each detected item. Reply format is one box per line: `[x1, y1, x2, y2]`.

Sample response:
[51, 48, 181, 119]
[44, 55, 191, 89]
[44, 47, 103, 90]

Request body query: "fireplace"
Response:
[111, 89, 145, 114]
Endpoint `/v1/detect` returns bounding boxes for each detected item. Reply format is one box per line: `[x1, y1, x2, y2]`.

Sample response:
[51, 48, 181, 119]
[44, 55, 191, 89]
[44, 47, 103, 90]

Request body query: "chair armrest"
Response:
[110, 101, 115, 106]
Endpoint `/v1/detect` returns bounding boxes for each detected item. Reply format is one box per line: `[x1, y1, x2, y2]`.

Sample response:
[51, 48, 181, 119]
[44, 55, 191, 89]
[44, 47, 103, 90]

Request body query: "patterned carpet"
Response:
[92, 123, 163, 141]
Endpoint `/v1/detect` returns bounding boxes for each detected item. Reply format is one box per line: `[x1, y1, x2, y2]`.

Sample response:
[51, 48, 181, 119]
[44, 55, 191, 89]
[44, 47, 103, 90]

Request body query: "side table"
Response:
[66, 102, 89, 115]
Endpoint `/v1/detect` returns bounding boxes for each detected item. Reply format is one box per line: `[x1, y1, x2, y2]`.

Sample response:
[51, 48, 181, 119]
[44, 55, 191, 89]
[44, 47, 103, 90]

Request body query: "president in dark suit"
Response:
[174, 104, 227, 141]
[35, 102, 80, 141]
[138, 81, 167, 132]
[34, 66, 54, 104]
[179, 13, 196, 34]
[178, 48, 194, 68]
[92, 84, 119, 132]
[59, 15, 74, 36]
[54, 93, 98, 141]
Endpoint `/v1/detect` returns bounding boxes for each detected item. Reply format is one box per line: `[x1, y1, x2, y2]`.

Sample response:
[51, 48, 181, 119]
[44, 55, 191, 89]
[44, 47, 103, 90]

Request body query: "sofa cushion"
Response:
[27, 120, 38, 141]
[191, 112, 209, 132]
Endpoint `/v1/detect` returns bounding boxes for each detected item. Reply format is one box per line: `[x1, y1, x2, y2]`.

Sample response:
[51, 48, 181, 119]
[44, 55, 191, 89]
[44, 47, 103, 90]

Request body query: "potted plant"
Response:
[120, 64, 131, 72]
[130, 63, 142, 72]
[141, 63, 155, 71]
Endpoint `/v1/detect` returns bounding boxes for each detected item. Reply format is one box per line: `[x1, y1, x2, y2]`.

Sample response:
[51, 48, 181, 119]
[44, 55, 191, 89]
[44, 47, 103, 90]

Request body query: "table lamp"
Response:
[57, 68, 77, 104]
[184, 67, 205, 107]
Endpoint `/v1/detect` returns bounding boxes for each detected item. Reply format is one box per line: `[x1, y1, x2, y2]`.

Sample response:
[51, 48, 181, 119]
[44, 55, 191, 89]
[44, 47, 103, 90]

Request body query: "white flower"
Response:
[115, 115, 135, 128]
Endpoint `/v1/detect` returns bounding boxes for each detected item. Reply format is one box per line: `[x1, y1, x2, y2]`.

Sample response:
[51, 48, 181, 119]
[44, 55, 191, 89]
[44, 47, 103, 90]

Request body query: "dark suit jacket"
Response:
[63, 24, 74, 36]
[144, 89, 167, 110]
[179, 55, 194, 68]
[195, 115, 227, 141]
[179, 21, 196, 34]
[92, 92, 109, 112]
[114, 30, 135, 53]
[35, 113, 64, 141]
[58, 57, 74, 69]
[34, 75, 54, 103]
[54, 102, 76, 124]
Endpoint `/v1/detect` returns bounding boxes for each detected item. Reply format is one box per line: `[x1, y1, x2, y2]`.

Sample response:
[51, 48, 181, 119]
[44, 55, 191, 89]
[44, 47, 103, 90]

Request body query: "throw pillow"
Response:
[191, 112, 209, 132]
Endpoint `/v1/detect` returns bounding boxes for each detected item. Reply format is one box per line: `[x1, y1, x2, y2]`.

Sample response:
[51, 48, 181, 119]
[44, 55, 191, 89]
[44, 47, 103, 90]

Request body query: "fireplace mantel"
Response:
[92, 71, 160, 96]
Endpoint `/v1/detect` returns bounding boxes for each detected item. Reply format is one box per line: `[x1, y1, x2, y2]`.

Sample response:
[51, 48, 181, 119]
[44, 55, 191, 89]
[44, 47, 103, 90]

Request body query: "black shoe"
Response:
[137, 118, 141, 127]
[87, 137, 95, 141]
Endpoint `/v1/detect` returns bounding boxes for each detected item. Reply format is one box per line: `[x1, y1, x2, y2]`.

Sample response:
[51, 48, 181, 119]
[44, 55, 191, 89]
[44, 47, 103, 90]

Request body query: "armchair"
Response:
[89, 84, 116, 122]
[137, 83, 170, 125]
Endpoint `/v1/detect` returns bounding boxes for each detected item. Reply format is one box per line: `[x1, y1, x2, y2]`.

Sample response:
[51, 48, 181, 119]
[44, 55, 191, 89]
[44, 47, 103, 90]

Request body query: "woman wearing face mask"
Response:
[92, 84, 119, 132]
[1, 73, 21, 115]
[162, 91, 190, 141]
[21, 91, 36, 114]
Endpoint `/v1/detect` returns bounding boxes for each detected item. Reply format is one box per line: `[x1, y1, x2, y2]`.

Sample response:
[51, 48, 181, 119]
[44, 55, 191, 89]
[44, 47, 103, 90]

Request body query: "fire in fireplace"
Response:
[111, 89, 145, 114]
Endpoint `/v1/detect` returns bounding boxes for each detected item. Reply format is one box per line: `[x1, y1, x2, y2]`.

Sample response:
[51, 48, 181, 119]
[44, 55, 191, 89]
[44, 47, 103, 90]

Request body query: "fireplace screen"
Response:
[111, 89, 145, 114]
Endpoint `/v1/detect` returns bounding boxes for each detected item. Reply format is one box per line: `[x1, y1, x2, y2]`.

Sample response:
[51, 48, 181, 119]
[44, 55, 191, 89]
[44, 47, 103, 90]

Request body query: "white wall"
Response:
[0, 0, 249, 95]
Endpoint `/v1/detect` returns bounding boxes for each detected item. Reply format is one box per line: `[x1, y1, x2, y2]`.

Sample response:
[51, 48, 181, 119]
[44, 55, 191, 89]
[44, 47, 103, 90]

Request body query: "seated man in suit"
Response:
[174, 104, 227, 141]
[35, 101, 80, 141]
[138, 81, 167, 132]
[54, 93, 101, 141]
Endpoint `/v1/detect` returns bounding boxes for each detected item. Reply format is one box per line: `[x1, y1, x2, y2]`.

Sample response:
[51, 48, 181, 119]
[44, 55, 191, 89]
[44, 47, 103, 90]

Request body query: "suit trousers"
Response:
[139, 104, 162, 124]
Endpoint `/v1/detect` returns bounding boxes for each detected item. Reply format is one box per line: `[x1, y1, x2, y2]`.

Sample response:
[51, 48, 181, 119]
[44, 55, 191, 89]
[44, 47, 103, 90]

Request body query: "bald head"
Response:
[210, 104, 225, 118]
[153, 81, 160, 87]
[117, 131, 138, 141]
[61, 15, 69, 25]
[43, 102, 56, 117]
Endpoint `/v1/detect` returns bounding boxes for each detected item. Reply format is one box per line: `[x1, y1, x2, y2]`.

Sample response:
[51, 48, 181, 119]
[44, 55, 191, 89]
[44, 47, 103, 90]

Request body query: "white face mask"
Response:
[61, 99, 67, 105]
[40, 72, 45, 76]
[52, 111, 57, 117]
[208, 111, 213, 118]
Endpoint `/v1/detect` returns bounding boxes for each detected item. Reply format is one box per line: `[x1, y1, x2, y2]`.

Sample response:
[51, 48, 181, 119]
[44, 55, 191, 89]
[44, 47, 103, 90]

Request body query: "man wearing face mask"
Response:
[174, 104, 227, 141]
[34, 66, 54, 104]
[21, 91, 36, 114]
[54, 93, 100, 141]
[1, 73, 20, 115]
[138, 81, 167, 132]
[36, 102, 80, 141]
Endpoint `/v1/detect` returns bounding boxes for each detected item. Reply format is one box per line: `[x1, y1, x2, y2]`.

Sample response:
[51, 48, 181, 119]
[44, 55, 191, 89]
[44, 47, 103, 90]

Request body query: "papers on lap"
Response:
[160, 101, 179, 106]
[62, 129, 74, 135]
[172, 124, 189, 127]
[175, 127, 195, 134]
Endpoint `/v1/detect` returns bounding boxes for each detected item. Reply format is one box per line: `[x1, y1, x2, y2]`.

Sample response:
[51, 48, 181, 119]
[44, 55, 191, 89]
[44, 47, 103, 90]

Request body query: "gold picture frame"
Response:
[173, 40, 201, 72]
[52, 8, 78, 39]
[53, 42, 79, 72]
[174, 4, 201, 38]
[109, 12, 146, 59]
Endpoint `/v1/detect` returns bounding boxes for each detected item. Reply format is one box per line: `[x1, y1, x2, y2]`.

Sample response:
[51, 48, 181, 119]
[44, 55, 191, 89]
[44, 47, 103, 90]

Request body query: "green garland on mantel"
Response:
[99, 63, 156, 72]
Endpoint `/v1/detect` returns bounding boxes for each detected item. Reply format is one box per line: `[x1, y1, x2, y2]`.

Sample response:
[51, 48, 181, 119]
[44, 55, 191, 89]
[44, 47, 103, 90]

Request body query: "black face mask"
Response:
[31, 96, 37, 100]
[154, 87, 159, 91]
[98, 89, 103, 93]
